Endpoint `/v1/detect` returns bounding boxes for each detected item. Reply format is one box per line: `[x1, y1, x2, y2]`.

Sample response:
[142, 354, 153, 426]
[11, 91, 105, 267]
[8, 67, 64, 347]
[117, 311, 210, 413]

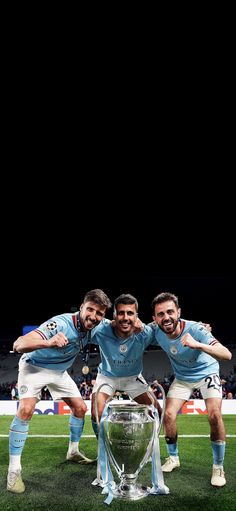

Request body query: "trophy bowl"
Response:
[103, 402, 155, 500]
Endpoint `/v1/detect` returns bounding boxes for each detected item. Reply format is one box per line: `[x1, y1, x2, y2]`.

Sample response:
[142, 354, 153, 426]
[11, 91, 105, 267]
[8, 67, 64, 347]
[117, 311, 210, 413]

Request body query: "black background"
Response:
[1, 164, 235, 347]
[1, 244, 235, 347]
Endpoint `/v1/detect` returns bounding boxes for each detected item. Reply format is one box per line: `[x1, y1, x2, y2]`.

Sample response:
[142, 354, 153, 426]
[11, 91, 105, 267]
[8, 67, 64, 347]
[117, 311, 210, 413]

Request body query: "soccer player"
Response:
[150, 292, 232, 487]
[90, 294, 160, 435]
[7, 289, 112, 494]
[90, 295, 209, 433]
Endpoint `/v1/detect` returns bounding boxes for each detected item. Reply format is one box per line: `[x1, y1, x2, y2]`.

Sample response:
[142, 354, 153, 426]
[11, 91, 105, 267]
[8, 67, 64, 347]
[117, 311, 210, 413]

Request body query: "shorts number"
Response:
[205, 374, 221, 390]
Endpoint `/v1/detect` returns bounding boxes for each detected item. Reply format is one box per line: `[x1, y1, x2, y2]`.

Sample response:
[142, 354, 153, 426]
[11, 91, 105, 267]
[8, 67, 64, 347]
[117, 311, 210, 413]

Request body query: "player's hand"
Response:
[12, 340, 21, 352]
[49, 332, 68, 348]
[181, 333, 200, 349]
[200, 322, 212, 332]
[133, 317, 144, 333]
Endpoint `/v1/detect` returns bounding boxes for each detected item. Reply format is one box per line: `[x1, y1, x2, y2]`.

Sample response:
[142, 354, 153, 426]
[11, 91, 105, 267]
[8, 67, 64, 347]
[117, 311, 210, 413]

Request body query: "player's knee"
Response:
[70, 400, 87, 417]
[80, 400, 88, 414]
[208, 409, 222, 425]
[17, 403, 35, 420]
[164, 408, 176, 423]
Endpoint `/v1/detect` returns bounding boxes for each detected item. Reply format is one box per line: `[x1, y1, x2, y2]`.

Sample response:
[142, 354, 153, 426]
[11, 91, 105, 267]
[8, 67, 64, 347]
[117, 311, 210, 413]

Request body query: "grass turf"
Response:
[0, 415, 235, 511]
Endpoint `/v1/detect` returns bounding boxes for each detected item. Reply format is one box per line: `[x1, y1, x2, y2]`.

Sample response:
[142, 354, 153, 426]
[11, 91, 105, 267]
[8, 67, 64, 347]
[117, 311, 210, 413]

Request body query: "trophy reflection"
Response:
[103, 401, 155, 500]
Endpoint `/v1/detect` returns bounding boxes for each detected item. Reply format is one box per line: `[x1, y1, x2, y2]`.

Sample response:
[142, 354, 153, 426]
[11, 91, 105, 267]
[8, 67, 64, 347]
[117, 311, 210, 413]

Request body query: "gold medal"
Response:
[82, 365, 90, 375]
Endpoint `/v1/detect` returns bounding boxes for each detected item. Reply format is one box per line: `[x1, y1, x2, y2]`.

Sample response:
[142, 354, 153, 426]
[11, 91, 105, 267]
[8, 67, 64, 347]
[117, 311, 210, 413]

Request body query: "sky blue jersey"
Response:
[91, 322, 153, 377]
[149, 320, 219, 382]
[21, 314, 108, 372]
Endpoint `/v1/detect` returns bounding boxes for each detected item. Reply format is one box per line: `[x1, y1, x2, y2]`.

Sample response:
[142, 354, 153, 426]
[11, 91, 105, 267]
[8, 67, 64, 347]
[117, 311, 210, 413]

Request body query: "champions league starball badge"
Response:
[82, 365, 90, 375]
[46, 321, 57, 331]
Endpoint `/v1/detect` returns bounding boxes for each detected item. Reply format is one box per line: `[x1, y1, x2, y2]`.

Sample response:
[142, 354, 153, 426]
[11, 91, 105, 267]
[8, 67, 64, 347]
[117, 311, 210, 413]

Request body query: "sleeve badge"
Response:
[46, 321, 57, 331]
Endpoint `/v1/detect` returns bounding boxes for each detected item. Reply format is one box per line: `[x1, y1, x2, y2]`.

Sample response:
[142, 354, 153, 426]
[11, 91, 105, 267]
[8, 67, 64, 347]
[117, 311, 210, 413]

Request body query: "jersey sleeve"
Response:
[35, 315, 68, 340]
[147, 322, 160, 347]
[190, 322, 218, 346]
[137, 324, 155, 348]
[90, 318, 110, 344]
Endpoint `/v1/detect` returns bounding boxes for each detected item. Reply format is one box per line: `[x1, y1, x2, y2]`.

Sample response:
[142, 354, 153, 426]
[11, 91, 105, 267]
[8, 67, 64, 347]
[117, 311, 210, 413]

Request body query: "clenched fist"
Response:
[181, 333, 200, 349]
[49, 332, 69, 348]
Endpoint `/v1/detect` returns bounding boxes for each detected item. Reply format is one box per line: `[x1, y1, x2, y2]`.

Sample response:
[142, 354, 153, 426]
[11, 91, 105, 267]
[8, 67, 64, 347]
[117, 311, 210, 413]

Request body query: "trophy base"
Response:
[113, 483, 149, 501]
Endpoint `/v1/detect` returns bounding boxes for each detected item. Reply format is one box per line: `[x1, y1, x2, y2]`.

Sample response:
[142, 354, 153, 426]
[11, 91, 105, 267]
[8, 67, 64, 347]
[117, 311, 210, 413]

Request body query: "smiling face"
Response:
[79, 300, 106, 331]
[113, 302, 138, 338]
[152, 300, 181, 338]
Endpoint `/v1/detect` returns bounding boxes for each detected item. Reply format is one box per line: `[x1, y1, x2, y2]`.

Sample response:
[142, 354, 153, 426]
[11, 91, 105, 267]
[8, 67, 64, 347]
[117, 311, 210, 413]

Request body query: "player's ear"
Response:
[178, 308, 181, 319]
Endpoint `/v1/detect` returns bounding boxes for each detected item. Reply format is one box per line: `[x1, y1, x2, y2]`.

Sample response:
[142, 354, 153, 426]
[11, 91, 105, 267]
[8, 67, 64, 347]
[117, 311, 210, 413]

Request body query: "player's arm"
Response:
[181, 332, 232, 360]
[13, 331, 68, 353]
[200, 322, 212, 332]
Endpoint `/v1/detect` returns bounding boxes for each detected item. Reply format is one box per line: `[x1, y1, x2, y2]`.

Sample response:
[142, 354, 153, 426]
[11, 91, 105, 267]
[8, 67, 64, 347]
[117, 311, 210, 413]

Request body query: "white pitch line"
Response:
[0, 434, 235, 438]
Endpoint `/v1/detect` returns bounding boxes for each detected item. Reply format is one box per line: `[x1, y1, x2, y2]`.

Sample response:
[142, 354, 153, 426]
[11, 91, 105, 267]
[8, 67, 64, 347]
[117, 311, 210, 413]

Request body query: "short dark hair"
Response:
[114, 294, 138, 313]
[151, 292, 179, 313]
[83, 289, 112, 310]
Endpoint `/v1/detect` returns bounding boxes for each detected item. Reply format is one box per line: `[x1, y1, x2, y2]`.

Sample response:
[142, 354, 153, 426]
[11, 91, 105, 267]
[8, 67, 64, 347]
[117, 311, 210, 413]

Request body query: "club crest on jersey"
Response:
[170, 345, 178, 355]
[20, 385, 28, 394]
[119, 344, 128, 353]
[46, 321, 57, 331]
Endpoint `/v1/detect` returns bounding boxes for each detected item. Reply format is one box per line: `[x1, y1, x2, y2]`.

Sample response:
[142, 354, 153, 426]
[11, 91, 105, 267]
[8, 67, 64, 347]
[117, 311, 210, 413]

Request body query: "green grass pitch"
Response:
[0, 414, 235, 510]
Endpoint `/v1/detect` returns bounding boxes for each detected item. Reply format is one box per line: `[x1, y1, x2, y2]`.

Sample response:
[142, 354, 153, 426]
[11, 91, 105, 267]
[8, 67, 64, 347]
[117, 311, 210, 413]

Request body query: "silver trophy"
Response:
[102, 401, 155, 500]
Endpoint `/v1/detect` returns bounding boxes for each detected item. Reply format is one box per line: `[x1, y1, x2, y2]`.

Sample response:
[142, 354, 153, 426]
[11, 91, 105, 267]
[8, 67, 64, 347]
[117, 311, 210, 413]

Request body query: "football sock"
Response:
[69, 415, 84, 451]
[91, 420, 99, 439]
[211, 440, 225, 466]
[9, 416, 29, 470]
[167, 443, 178, 456]
[165, 435, 179, 456]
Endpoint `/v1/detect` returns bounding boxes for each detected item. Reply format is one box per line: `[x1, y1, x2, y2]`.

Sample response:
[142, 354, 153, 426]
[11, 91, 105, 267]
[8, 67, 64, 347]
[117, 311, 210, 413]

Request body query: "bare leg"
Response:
[160, 397, 184, 472]
[205, 398, 225, 441]
[163, 397, 184, 440]
[17, 397, 37, 420]
[91, 391, 111, 424]
[63, 396, 87, 418]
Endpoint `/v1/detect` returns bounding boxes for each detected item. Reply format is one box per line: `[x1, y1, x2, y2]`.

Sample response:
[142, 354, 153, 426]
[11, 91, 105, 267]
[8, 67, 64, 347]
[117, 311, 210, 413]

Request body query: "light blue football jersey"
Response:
[150, 320, 219, 382]
[91, 322, 153, 377]
[21, 314, 109, 372]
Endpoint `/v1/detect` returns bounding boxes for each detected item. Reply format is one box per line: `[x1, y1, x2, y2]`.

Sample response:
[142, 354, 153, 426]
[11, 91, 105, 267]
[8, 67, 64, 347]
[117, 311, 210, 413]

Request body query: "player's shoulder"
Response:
[96, 318, 110, 329]
[38, 313, 73, 335]
[182, 319, 207, 331]
[184, 319, 198, 329]
[147, 321, 156, 329]
[185, 320, 210, 335]
[147, 321, 159, 333]
[91, 318, 111, 336]
[50, 313, 73, 327]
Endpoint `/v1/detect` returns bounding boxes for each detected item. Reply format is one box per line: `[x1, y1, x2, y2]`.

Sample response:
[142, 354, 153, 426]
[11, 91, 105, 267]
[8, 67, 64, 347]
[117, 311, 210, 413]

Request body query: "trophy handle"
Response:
[95, 384, 122, 479]
[94, 383, 114, 428]
[147, 381, 166, 436]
